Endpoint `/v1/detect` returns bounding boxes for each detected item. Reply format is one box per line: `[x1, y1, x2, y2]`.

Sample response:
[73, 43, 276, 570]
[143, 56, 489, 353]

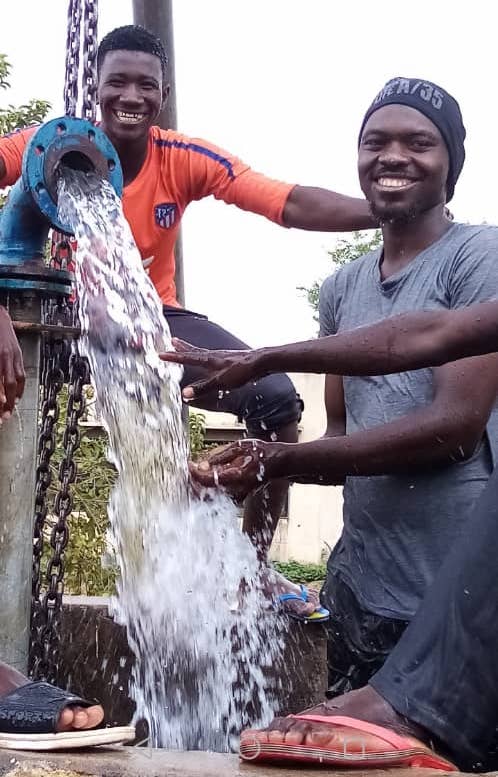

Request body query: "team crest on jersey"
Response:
[154, 202, 177, 229]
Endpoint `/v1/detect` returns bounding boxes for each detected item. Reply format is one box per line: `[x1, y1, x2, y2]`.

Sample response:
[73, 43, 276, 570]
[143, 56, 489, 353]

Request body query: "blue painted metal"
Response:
[0, 116, 122, 293]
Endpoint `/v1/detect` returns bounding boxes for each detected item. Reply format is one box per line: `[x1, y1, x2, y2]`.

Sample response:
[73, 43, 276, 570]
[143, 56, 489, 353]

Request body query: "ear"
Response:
[162, 83, 171, 108]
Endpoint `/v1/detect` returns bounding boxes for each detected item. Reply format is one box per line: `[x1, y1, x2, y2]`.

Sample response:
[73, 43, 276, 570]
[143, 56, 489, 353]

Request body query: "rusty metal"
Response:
[13, 321, 80, 336]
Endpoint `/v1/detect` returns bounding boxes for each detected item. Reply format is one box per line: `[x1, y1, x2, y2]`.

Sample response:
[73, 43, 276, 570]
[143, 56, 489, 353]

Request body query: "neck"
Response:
[380, 204, 451, 278]
[101, 125, 149, 186]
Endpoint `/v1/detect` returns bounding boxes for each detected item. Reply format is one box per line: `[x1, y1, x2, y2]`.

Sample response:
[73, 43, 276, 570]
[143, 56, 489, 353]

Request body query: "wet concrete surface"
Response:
[0, 747, 481, 777]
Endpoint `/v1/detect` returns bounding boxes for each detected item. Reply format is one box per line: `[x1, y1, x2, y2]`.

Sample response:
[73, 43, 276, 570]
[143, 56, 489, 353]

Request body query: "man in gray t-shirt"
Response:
[318, 79, 498, 698]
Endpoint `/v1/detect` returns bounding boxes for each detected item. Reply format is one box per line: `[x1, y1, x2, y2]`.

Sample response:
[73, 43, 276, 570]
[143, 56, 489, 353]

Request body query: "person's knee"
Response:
[241, 373, 303, 437]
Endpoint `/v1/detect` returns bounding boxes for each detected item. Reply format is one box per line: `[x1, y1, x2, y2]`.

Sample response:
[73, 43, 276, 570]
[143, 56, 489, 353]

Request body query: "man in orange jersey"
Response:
[0, 25, 375, 618]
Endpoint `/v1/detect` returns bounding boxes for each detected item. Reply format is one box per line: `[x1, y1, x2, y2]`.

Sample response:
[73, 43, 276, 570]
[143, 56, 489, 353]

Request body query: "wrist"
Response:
[265, 441, 293, 479]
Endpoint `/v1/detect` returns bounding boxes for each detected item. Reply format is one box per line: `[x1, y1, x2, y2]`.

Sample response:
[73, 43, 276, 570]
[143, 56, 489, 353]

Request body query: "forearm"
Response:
[269, 406, 484, 484]
[257, 304, 498, 378]
[282, 185, 376, 231]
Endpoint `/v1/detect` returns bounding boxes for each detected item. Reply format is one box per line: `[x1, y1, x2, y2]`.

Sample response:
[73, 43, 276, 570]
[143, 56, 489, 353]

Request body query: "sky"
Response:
[0, 1, 496, 347]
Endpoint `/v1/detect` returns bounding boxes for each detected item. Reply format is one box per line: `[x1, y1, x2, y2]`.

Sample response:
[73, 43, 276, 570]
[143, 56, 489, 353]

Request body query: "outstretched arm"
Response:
[190, 348, 498, 496]
[161, 301, 498, 400]
[282, 186, 376, 231]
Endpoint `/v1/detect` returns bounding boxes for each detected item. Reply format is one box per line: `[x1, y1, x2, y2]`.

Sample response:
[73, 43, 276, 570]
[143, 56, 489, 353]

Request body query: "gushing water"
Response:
[57, 169, 283, 750]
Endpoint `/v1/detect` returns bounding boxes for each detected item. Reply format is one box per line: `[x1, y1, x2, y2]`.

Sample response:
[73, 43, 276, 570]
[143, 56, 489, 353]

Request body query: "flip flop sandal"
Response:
[278, 584, 330, 622]
[240, 714, 458, 770]
[0, 681, 135, 751]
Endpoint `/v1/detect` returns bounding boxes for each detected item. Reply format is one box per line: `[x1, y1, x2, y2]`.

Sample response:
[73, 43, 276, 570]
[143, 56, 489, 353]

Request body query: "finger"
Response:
[171, 338, 202, 353]
[182, 376, 220, 401]
[2, 358, 17, 414]
[14, 351, 25, 400]
[189, 464, 218, 488]
[208, 444, 247, 466]
[160, 350, 211, 367]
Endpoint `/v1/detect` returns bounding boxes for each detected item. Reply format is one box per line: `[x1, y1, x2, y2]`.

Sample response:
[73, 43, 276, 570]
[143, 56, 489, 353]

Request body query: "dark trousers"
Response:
[371, 465, 498, 771]
[164, 306, 302, 435]
[320, 574, 408, 698]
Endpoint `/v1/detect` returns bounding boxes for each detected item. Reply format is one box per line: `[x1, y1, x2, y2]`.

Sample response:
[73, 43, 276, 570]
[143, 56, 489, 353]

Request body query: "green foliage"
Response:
[298, 229, 382, 321]
[189, 410, 206, 458]
[274, 559, 326, 584]
[0, 53, 51, 136]
[46, 387, 117, 596]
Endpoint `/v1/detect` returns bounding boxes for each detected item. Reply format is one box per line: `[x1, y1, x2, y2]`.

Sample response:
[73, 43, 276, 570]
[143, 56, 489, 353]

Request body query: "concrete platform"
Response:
[0, 747, 475, 777]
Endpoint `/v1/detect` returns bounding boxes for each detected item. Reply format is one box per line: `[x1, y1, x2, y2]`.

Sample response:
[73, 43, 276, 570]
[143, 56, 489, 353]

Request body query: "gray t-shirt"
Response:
[319, 223, 498, 619]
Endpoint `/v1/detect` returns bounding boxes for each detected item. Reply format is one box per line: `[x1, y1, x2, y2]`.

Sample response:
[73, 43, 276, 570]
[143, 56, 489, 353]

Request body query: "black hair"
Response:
[97, 25, 168, 81]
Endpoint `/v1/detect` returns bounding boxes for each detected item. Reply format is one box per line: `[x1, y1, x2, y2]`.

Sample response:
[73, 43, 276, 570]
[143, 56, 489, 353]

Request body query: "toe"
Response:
[57, 704, 104, 732]
[57, 707, 74, 731]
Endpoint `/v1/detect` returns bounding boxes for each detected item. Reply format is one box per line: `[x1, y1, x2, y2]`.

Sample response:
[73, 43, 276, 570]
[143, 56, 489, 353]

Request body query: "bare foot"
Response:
[265, 569, 320, 618]
[240, 685, 429, 750]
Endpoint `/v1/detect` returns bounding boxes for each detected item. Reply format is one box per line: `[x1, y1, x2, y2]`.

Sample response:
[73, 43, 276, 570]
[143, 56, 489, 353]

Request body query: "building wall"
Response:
[199, 372, 344, 565]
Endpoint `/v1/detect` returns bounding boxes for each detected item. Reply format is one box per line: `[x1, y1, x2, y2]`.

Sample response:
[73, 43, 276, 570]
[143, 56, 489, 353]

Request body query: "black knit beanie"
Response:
[358, 77, 466, 202]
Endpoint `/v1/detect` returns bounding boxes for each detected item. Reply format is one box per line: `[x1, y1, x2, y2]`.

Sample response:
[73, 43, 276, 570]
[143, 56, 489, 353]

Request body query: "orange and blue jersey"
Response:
[0, 126, 295, 306]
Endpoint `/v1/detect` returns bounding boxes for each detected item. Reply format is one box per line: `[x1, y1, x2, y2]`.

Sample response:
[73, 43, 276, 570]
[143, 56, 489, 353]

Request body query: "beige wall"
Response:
[199, 372, 344, 565]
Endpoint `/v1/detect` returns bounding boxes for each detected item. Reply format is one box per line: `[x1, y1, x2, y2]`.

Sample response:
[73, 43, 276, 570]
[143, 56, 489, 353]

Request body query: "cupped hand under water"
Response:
[189, 439, 285, 500]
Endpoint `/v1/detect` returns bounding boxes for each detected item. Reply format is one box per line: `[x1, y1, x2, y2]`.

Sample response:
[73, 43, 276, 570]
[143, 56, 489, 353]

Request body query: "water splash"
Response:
[57, 169, 283, 750]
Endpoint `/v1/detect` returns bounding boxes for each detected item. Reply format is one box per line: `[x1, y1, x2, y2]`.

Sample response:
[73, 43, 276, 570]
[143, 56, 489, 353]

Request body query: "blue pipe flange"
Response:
[23, 116, 123, 233]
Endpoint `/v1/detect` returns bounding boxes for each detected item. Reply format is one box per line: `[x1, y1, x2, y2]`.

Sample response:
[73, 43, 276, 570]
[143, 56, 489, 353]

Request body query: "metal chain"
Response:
[30, 335, 65, 679]
[82, 0, 99, 123]
[30, 242, 88, 679]
[63, 0, 82, 118]
[63, 0, 98, 122]
[31, 1, 98, 677]
[38, 347, 88, 681]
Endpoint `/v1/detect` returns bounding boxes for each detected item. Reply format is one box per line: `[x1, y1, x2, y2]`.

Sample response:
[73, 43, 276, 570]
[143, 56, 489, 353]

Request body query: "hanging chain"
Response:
[30, 336, 65, 679]
[64, 0, 98, 122]
[63, 0, 82, 118]
[82, 0, 99, 123]
[30, 253, 88, 680]
[38, 347, 88, 681]
[31, 1, 98, 678]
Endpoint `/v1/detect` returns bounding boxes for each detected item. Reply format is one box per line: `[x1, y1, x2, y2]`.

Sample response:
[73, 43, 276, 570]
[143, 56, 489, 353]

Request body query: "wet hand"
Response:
[0, 306, 25, 419]
[160, 339, 265, 401]
[189, 439, 284, 500]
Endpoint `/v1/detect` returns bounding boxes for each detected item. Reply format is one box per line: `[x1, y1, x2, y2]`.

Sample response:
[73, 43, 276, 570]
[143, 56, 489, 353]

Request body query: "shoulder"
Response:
[149, 127, 237, 163]
[448, 222, 498, 251]
[321, 249, 380, 297]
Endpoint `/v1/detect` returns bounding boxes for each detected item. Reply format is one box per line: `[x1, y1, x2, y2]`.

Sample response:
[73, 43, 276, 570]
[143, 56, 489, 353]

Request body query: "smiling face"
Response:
[358, 104, 449, 224]
[97, 49, 168, 144]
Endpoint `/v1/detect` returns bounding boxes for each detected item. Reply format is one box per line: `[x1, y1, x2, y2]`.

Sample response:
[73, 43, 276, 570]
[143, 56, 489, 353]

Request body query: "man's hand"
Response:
[0, 306, 25, 419]
[160, 338, 267, 401]
[189, 439, 285, 500]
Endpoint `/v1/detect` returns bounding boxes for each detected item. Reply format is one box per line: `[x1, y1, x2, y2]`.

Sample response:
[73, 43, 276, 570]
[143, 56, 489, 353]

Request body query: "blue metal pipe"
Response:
[0, 116, 122, 293]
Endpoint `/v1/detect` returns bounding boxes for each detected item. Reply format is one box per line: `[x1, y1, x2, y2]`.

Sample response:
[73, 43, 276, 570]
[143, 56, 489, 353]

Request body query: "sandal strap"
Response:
[0, 681, 92, 735]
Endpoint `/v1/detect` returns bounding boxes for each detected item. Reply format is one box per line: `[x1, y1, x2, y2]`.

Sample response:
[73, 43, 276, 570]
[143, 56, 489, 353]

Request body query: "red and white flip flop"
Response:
[239, 714, 458, 770]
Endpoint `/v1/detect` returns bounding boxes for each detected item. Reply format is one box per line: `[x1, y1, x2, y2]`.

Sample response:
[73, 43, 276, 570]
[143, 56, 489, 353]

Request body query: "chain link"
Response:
[31, 1, 98, 678]
[30, 241, 89, 679]
[63, 0, 82, 118]
[30, 335, 65, 679]
[63, 0, 98, 122]
[82, 0, 99, 123]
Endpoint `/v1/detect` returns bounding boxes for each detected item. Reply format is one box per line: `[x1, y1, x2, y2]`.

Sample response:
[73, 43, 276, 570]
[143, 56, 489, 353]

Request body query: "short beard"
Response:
[369, 201, 422, 226]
